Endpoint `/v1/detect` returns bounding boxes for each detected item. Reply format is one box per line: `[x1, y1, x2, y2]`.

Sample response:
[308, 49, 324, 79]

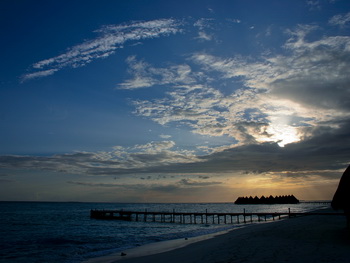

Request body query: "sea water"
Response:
[0, 201, 330, 263]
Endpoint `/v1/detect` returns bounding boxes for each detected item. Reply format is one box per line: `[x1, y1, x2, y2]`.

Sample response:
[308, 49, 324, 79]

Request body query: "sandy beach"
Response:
[86, 208, 350, 263]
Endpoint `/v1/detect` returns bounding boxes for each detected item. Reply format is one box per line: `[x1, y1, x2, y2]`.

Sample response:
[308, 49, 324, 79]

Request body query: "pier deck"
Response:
[90, 209, 344, 224]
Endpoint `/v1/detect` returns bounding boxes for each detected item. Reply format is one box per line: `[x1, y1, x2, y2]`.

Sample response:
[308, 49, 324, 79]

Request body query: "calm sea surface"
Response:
[0, 202, 330, 263]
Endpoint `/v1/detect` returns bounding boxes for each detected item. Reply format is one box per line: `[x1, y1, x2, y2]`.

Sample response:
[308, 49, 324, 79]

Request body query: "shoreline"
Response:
[83, 226, 245, 263]
[84, 208, 350, 263]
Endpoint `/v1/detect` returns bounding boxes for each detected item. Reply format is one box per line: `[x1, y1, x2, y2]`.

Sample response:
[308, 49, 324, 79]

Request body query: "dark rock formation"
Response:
[331, 165, 350, 229]
[331, 165, 350, 211]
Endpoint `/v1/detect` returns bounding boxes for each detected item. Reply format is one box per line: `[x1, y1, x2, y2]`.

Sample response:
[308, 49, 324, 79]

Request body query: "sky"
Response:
[1, 0, 350, 202]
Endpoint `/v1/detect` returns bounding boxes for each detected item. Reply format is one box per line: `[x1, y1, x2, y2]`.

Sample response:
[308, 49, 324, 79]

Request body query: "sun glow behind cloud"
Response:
[256, 116, 301, 147]
[268, 124, 300, 147]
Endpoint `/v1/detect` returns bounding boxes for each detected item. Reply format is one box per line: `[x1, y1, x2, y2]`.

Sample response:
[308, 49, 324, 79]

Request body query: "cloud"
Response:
[227, 18, 241, 24]
[2, 120, 349, 178]
[21, 19, 183, 81]
[0, 141, 202, 176]
[306, 0, 321, 10]
[66, 180, 180, 193]
[8, 18, 350, 200]
[196, 31, 213, 41]
[0, 173, 13, 183]
[125, 22, 350, 158]
[66, 178, 222, 196]
[67, 181, 124, 188]
[179, 178, 222, 186]
[329, 12, 350, 27]
[186, 25, 350, 143]
[21, 69, 59, 81]
[133, 84, 227, 127]
[194, 18, 215, 41]
[272, 27, 350, 112]
[133, 78, 300, 146]
[160, 134, 172, 139]
[1, 119, 349, 202]
[118, 56, 196, 89]
[191, 25, 350, 114]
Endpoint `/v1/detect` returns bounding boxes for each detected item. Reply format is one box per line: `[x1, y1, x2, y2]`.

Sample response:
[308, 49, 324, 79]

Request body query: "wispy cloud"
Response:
[118, 56, 197, 89]
[329, 12, 350, 27]
[227, 18, 241, 24]
[194, 18, 215, 41]
[306, 0, 321, 11]
[21, 19, 183, 81]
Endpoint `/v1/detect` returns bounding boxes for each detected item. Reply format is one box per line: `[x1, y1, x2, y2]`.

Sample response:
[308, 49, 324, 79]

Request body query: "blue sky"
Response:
[1, 0, 350, 202]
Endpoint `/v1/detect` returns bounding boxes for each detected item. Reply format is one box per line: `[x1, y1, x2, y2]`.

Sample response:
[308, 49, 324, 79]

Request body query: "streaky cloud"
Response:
[329, 12, 350, 27]
[21, 19, 183, 81]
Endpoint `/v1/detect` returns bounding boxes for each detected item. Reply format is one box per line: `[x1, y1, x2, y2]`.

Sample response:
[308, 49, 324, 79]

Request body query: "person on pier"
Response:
[331, 165, 350, 230]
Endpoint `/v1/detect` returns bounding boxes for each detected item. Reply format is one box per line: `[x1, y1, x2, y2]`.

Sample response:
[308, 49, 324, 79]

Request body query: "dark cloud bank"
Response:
[1, 119, 349, 178]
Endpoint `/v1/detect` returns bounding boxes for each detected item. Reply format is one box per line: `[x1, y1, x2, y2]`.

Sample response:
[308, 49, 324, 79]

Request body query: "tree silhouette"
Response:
[235, 195, 299, 204]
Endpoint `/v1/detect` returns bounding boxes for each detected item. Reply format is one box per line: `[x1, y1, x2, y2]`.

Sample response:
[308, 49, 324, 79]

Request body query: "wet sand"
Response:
[86, 209, 350, 263]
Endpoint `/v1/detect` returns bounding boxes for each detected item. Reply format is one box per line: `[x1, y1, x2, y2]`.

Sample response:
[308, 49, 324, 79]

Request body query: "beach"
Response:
[87, 209, 350, 263]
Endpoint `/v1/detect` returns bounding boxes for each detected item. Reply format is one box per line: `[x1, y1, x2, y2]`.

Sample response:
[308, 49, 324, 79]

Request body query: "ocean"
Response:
[0, 201, 330, 263]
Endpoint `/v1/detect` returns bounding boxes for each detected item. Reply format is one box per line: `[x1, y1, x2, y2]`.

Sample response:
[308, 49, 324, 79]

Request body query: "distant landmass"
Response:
[234, 195, 299, 204]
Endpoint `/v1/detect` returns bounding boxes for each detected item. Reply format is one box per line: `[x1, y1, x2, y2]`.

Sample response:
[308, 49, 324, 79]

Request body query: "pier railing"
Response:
[90, 208, 344, 225]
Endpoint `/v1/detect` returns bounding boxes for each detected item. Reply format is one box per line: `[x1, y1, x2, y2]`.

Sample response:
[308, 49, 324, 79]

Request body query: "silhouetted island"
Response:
[235, 195, 299, 204]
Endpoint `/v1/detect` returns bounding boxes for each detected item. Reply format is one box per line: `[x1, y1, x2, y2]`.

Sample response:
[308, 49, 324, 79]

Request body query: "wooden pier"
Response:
[90, 209, 344, 225]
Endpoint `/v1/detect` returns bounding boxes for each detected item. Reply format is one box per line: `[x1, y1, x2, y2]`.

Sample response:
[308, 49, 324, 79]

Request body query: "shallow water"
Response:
[0, 202, 330, 263]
